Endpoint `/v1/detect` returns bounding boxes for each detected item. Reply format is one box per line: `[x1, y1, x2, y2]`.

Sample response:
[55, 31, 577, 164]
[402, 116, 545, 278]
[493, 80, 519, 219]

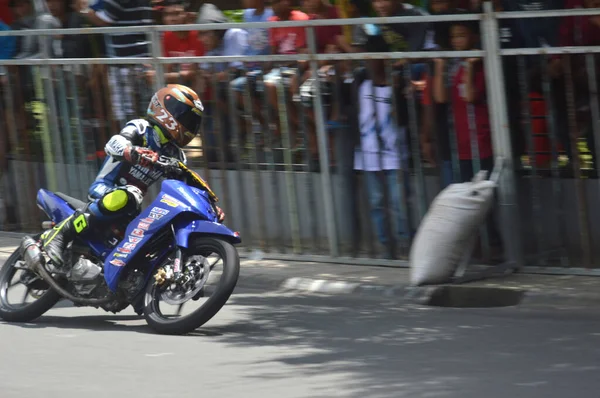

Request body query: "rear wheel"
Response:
[0, 236, 61, 322]
[143, 237, 240, 335]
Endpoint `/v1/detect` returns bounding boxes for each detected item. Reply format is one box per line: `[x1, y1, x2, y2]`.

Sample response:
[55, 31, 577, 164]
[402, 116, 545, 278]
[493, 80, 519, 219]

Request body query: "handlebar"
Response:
[147, 155, 184, 176]
[147, 154, 220, 204]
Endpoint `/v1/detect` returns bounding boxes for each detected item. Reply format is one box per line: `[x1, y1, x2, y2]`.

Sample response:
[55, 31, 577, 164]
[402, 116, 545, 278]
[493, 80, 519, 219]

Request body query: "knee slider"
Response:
[98, 186, 143, 216]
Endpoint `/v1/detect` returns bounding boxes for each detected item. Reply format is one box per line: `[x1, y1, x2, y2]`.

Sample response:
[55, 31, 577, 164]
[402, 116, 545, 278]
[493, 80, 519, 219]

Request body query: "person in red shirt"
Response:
[267, 0, 309, 55]
[147, 0, 204, 86]
[302, 0, 348, 53]
[0, 0, 12, 24]
[432, 20, 493, 182]
[433, 19, 503, 256]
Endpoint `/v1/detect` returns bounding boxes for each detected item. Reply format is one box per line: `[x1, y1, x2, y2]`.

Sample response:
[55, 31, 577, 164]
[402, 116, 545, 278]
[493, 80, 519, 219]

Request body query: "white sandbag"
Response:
[409, 170, 497, 286]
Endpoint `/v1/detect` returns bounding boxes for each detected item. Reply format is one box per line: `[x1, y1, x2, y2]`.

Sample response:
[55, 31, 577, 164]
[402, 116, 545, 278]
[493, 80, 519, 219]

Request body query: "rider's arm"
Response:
[105, 125, 158, 166]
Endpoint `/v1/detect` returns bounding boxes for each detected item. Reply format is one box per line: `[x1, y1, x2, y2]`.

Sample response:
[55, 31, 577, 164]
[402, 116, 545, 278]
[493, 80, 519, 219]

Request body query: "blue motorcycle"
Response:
[0, 156, 241, 335]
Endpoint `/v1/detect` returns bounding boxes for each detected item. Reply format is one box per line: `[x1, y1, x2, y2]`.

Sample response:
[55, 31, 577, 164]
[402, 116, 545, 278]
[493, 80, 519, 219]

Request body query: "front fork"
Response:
[154, 246, 184, 285]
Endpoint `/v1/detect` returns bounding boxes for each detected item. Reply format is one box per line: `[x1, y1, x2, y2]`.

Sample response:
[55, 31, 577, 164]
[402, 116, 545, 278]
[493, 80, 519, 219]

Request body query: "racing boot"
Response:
[41, 210, 93, 268]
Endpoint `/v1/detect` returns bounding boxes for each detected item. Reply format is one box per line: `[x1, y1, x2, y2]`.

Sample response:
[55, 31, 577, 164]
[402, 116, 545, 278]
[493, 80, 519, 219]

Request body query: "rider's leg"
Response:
[41, 186, 143, 267]
[41, 208, 94, 267]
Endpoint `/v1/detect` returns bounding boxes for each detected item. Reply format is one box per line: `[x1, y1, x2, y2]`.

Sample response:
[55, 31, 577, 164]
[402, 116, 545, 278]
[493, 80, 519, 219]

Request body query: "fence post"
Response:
[150, 29, 165, 91]
[306, 27, 339, 257]
[481, 1, 523, 269]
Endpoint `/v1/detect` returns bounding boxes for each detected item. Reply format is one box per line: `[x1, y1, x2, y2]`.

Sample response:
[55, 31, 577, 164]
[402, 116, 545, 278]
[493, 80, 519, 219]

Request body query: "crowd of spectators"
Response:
[0, 0, 598, 257]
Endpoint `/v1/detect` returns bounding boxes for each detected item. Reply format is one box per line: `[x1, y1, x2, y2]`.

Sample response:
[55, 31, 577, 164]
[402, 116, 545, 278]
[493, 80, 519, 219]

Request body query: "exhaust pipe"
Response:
[20, 236, 44, 271]
[19, 236, 113, 305]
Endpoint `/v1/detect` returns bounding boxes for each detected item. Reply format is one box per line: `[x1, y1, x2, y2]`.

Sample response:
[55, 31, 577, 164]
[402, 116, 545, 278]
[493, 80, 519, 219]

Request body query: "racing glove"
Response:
[123, 146, 159, 168]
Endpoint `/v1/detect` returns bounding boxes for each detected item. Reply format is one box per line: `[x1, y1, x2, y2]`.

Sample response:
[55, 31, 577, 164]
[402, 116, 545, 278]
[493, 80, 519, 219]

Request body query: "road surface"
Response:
[1, 287, 599, 398]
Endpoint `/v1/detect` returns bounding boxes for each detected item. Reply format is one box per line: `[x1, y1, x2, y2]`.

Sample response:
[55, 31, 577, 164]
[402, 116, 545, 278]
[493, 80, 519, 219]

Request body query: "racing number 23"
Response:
[156, 109, 178, 131]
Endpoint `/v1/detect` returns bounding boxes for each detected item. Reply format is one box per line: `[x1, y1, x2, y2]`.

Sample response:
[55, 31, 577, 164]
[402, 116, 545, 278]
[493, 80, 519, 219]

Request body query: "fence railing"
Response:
[1, 4, 599, 273]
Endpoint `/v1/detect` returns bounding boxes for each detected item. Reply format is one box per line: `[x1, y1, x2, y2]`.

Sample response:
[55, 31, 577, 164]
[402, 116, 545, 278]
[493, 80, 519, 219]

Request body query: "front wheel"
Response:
[143, 237, 240, 335]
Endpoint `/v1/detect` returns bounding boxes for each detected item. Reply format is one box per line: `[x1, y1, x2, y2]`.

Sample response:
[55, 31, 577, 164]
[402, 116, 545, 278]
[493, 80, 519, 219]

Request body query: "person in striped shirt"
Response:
[85, 0, 154, 124]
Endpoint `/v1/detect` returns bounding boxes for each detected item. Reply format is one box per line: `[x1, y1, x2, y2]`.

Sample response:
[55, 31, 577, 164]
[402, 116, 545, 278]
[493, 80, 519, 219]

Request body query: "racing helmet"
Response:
[147, 84, 204, 148]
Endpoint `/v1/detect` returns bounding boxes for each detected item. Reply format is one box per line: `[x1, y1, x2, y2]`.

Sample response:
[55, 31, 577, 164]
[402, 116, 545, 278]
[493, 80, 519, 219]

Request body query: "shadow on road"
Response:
[195, 293, 600, 398]
[2, 291, 600, 398]
[2, 315, 147, 332]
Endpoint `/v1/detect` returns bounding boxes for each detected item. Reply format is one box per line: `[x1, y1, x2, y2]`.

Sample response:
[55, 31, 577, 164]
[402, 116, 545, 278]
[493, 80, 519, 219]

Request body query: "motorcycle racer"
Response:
[40, 84, 225, 268]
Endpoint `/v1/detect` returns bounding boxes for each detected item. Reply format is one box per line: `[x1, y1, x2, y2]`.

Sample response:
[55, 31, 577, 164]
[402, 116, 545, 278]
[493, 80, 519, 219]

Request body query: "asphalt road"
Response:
[1, 287, 600, 398]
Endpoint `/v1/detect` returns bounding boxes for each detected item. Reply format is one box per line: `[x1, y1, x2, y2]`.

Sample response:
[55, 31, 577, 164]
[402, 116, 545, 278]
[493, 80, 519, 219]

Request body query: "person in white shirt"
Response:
[353, 47, 411, 256]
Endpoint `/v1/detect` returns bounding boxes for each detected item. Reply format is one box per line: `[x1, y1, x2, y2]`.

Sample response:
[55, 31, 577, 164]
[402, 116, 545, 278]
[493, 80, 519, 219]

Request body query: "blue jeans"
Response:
[364, 170, 409, 245]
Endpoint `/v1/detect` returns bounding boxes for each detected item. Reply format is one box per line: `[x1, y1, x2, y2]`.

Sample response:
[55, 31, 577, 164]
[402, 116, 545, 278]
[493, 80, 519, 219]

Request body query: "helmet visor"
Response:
[164, 95, 203, 142]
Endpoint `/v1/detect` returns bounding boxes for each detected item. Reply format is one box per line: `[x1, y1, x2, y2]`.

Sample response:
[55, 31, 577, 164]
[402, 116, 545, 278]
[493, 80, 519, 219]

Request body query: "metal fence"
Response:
[1, 5, 599, 274]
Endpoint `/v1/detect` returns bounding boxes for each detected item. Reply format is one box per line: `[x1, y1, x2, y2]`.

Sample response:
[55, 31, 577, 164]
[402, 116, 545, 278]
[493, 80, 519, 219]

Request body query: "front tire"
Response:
[143, 237, 240, 335]
[0, 237, 62, 322]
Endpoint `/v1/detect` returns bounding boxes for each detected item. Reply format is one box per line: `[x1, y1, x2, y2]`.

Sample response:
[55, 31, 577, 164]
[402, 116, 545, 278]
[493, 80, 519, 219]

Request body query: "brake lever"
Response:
[156, 156, 184, 176]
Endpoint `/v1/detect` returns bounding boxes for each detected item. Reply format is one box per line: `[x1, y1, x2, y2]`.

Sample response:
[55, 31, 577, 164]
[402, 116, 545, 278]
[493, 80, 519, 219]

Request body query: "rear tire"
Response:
[0, 238, 62, 323]
[143, 237, 240, 335]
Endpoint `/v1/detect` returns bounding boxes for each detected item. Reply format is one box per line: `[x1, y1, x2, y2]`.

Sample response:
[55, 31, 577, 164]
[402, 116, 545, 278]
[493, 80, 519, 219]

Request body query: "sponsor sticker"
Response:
[109, 259, 126, 267]
[151, 207, 169, 215]
[160, 194, 183, 208]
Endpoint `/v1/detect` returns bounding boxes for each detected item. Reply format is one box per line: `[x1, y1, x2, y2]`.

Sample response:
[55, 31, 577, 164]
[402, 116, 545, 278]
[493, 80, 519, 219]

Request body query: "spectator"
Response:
[432, 20, 492, 180]
[551, 0, 600, 168]
[229, 0, 274, 157]
[91, 0, 152, 56]
[263, 0, 309, 148]
[353, 0, 429, 185]
[158, 0, 204, 86]
[426, 0, 456, 50]
[197, 3, 247, 75]
[196, 3, 248, 163]
[8, 0, 33, 54]
[558, 0, 600, 47]
[502, 0, 563, 48]
[230, 2, 274, 94]
[88, 0, 153, 125]
[354, 39, 410, 258]
[355, 0, 429, 54]
[46, 0, 104, 58]
[303, 0, 350, 53]
[296, 0, 347, 162]
[241, 0, 274, 60]
[419, 0, 456, 183]
[336, 0, 373, 46]
[355, 0, 430, 105]
[0, 19, 15, 60]
[432, 19, 503, 256]
[0, 0, 12, 24]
